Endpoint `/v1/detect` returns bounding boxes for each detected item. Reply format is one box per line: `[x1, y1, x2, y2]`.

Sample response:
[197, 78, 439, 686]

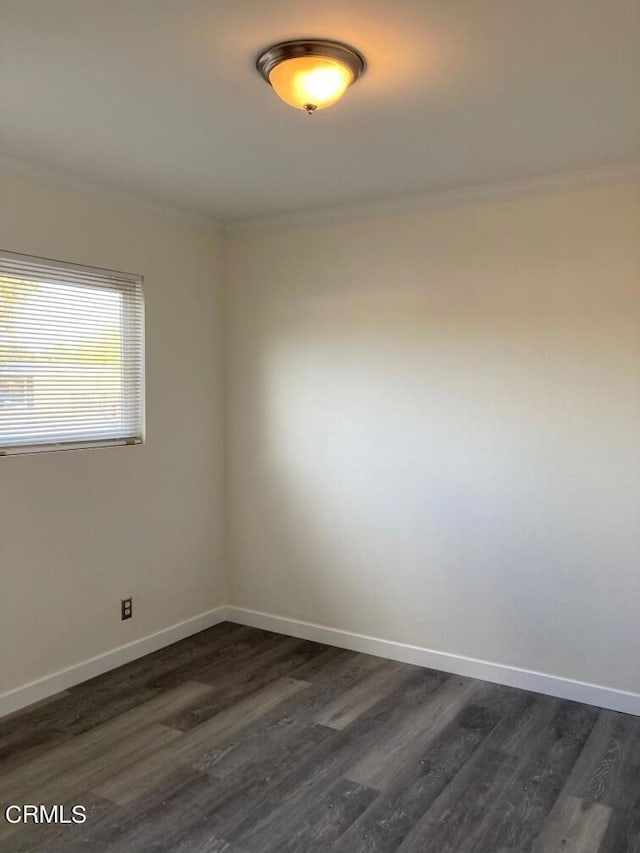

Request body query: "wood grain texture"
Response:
[344, 676, 477, 789]
[314, 661, 410, 730]
[0, 680, 212, 801]
[93, 675, 310, 806]
[336, 691, 514, 853]
[2, 621, 639, 852]
[532, 795, 611, 852]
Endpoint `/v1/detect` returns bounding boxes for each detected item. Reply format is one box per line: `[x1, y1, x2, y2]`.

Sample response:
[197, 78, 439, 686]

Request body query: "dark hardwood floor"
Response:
[1, 621, 639, 852]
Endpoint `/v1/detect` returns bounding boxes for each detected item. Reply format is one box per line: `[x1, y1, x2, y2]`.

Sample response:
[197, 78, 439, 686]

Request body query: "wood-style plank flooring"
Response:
[1, 621, 639, 852]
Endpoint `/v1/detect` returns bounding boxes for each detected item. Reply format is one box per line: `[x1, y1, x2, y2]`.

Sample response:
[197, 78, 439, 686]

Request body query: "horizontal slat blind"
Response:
[0, 250, 144, 454]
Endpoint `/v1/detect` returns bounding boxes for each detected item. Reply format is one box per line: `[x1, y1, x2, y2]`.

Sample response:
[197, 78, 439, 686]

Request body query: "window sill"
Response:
[0, 437, 143, 457]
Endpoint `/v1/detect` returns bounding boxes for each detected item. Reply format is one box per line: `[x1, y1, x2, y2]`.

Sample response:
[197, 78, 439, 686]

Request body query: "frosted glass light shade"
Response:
[256, 40, 365, 114]
[268, 56, 354, 112]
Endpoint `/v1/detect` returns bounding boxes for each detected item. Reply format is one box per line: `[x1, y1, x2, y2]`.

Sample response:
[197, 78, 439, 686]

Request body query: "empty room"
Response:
[1, 1, 639, 851]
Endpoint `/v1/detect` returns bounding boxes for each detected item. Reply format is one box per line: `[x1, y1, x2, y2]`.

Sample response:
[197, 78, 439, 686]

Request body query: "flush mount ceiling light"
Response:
[256, 39, 366, 114]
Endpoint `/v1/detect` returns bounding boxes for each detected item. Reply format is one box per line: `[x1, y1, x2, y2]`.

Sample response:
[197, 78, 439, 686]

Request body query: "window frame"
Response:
[0, 250, 145, 456]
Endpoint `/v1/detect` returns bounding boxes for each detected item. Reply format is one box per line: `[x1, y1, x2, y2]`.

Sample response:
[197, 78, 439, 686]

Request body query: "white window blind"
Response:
[0, 251, 144, 455]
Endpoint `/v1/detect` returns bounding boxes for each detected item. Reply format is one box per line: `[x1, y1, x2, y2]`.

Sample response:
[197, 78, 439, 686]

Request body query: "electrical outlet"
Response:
[121, 597, 133, 620]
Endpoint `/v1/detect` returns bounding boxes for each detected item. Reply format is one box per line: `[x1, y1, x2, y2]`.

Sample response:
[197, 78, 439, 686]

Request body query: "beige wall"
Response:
[2, 173, 639, 703]
[0, 172, 226, 695]
[225, 182, 640, 694]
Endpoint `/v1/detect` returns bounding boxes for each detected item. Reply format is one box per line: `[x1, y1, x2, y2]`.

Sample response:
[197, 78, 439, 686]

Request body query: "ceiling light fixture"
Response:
[256, 39, 366, 115]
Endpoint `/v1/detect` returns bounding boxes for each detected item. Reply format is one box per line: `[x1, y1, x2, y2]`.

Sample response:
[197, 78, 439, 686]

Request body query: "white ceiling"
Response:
[1, 0, 638, 222]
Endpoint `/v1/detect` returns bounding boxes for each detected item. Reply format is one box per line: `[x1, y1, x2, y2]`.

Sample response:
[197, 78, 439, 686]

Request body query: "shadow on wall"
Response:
[247, 281, 640, 682]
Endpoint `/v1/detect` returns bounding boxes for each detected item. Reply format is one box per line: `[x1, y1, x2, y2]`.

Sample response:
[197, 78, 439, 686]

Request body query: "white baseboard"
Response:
[0, 606, 229, 719]
[226, 606, 640, 717]
[4, 604, 638, 720]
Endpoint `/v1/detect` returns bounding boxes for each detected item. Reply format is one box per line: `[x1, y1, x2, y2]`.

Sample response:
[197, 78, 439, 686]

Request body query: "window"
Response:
[0, 251, 144, 455]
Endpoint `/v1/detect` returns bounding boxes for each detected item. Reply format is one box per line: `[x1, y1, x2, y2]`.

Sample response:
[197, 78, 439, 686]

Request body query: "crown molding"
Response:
[224, 161, 640, 234]
[2, 153, 637, 235]
[0, 153, 222, 233]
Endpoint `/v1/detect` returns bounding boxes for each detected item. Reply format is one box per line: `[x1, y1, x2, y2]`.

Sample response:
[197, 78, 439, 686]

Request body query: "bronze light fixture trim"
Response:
[256, 39, 366, 114]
